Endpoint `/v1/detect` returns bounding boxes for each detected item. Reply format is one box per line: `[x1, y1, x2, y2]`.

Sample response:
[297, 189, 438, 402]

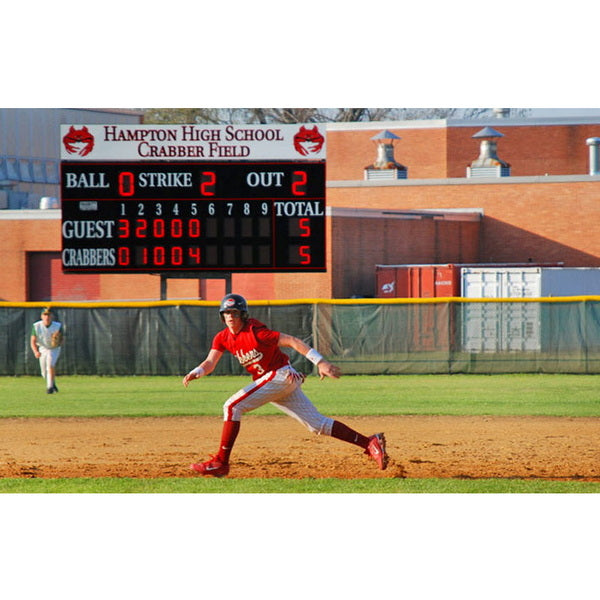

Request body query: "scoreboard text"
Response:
[60, 161, 326, 273]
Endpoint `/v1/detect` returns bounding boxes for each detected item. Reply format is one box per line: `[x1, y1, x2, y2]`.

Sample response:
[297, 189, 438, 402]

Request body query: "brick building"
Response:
[2, 111, 600, 301]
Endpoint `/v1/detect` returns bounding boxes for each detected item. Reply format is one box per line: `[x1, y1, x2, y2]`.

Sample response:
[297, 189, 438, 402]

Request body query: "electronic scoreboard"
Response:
[59, 124, 326, 274]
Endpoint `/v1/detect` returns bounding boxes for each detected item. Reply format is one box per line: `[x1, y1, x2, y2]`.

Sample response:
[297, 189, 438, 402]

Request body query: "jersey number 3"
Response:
[252, 363, 265, 376]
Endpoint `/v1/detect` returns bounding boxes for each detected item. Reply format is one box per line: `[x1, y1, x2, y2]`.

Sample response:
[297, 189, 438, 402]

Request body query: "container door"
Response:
[409, 266, 434, 298]
[376, 267, 398, 298]
[434, 265, 460, 297]
[502, 302, 541, 351]
[462, 302, 502, 352]
[462, 301, 541, 352]
[503, 268, 541, 298]
[462, 268, 503, 298]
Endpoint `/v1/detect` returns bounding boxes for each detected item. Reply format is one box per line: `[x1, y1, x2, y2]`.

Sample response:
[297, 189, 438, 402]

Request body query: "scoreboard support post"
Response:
[158, 272, 232, 301]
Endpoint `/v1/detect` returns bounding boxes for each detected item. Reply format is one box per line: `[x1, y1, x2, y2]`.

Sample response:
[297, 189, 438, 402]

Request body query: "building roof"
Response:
[326, 115, 600, 131]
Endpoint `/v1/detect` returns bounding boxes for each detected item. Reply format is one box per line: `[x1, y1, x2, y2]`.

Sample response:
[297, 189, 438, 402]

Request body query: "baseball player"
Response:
[183, 293, 388, 477]
[30, 307, 64, 394]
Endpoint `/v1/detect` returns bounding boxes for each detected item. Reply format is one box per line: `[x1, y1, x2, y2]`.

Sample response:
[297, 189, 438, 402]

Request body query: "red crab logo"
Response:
[63, 126, 95, 156]
[293, 126, 324, 156]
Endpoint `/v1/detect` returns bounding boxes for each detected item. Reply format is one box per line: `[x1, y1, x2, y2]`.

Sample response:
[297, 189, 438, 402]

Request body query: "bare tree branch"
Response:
[142, 107, 532, 124]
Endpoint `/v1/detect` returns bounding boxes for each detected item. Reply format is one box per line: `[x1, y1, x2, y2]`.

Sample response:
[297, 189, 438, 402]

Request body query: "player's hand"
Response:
[183, 365, 209, 388]
[317, 360, 341, 380]
[182, 372, 199, 388]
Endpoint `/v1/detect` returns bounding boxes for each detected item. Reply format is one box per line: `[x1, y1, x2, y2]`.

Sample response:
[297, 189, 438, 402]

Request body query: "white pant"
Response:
[223, 365, 334, 436]
[39, 347, 61, 378]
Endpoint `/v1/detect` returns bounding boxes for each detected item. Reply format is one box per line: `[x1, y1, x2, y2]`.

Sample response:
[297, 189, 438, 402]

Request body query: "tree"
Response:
[142, 107, 530, 124]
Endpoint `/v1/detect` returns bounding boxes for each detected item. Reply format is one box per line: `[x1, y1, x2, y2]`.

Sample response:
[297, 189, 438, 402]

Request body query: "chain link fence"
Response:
[3, 298, 600, 376]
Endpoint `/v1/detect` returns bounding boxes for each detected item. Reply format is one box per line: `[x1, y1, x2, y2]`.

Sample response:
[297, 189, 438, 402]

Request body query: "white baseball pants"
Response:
[39, 346, 61, 378]
[39, 347, 61, 385]
[223, 365, 334, 436]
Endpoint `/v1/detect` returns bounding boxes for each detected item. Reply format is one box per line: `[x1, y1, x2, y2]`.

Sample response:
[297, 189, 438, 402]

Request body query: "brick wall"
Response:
[0, 218, 59, 301]
[327, 122, 600, 180]
[330, 212, 481, 297]
[446, 124, 600, 177]
[327, 127, 448, 180]
[328, 179, 600, 267]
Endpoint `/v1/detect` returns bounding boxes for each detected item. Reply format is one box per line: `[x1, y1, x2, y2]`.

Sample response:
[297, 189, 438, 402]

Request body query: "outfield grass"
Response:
[1, 477, 600, 493]
[1, 373, 599, 493]
[1, 373, 600, 418]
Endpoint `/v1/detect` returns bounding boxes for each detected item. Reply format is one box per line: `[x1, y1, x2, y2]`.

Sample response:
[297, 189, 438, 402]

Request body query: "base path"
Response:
[1, 415, 599, 480]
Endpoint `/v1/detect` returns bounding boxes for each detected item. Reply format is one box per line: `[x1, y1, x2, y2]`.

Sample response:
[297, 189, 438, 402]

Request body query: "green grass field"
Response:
[3, 372, 600, 418]
[1, 373, 600, 493]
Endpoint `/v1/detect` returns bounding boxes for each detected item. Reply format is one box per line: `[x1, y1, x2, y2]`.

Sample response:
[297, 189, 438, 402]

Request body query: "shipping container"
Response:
[376, 263, 564, 299]
[461, 301, 542, 352]
[460, 267, 600, 353]
[461, 267, 542, 298]
[461, 267, 600, 298]
[375, 264, 461, 298]
[374, 264, 458, 350]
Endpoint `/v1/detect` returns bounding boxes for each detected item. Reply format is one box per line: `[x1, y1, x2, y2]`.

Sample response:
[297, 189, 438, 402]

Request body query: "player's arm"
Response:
[30, 334, 40, 358]
[183, 349, 223, 387]
[278, 333, 341, 380]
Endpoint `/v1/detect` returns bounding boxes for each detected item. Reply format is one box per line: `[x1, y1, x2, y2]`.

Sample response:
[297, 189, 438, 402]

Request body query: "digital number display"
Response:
[60, 161, 326, 273]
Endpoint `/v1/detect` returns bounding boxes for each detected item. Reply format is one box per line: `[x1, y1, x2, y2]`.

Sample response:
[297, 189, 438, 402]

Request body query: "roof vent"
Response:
[493, 108, 510, 118]
[586, 137, 600, 176]
[364, 130, 407, 180]
[467, 127, 511, 178]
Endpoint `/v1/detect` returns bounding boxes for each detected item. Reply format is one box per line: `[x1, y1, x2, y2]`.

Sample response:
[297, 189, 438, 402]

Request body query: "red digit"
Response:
[153, 219, 165, 238]
[189, 218, 201, 238]
[171, 219, 183, 238]
[117, 247, 130, 265]
[135, 219, 147, 238]
[117, 219, 130, 238]
[188, 247, 201, 264]
[299, 245, 311, 265]
[200, 171, 216, 196]
[118, 172, 135, 196]
[154, 247, 165, 265]
[172, 247, 183, 265]
[292, 171, 307, 196]
[299, 218, 311, 237]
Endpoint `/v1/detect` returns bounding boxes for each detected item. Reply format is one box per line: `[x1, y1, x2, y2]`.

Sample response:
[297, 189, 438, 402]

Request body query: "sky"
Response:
[529, 108, 600, 118]
[3, 3, 599, 113]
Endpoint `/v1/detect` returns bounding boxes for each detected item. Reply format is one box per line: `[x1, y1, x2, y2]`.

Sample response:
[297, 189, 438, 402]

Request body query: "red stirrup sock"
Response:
[217, 420, 241, 463]
[331, 420, 370, 449]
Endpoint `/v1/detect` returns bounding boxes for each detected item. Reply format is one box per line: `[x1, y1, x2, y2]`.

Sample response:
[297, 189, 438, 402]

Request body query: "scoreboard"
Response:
[60, 124, 326, 274]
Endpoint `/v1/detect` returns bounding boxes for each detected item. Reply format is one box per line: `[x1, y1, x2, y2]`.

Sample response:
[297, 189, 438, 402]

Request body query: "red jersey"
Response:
[212, 318, 290, 380]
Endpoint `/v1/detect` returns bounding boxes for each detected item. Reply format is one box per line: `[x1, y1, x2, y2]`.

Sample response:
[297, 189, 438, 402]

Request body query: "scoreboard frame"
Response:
[59, 123, 327, 275]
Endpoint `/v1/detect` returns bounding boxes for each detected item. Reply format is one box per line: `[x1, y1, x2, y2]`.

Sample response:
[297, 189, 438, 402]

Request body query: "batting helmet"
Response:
[219, 293, 249, 322]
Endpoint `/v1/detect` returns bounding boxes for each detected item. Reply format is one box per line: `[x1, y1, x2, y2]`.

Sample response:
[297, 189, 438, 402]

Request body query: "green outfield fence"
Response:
[3, 297, 600, 376]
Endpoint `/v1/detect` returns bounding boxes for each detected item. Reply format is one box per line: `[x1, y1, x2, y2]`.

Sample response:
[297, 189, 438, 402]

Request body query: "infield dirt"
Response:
[1, 415, 599, 480]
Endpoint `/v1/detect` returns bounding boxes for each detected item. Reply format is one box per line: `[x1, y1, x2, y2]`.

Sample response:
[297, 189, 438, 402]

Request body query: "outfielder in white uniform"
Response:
[183, 294, 388, 477]
[30, 307, 64, 394]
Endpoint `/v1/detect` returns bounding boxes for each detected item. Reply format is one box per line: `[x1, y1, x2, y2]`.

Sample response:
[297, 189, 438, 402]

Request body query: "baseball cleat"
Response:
[365, 433, 388, 470]
[190, 455, 230, 477]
